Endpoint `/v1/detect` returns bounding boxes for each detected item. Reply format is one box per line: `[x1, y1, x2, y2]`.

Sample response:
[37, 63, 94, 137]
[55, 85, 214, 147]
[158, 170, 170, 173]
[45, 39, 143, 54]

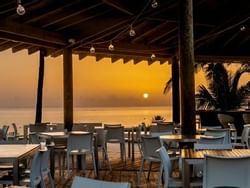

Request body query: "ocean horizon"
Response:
[0, 106, 172, 133]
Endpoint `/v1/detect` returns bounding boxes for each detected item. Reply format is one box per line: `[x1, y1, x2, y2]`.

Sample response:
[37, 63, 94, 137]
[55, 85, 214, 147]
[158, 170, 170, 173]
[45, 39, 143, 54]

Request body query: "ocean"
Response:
[0, 106, 172, 133]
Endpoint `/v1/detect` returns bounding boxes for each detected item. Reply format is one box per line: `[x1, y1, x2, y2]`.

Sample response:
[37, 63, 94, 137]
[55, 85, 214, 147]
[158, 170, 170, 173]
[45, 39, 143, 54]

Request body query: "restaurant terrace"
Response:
[0, 0, 250, 187]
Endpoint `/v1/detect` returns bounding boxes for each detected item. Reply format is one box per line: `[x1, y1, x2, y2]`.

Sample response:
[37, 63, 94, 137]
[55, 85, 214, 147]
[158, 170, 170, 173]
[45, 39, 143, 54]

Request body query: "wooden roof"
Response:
[0, 0, 249, 64]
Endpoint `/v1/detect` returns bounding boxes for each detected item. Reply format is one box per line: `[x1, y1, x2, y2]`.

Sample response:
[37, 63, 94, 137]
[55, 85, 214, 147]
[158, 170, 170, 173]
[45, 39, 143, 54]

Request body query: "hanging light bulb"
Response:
[240, 26, 246, 31]
[151, 53, 156, 60]
[108, 42, 114, 51]
[16, 0, 25, 15]
[151, 0, 158, 8]
[129, 25, 136, 37]
[90, 45, 95, 53]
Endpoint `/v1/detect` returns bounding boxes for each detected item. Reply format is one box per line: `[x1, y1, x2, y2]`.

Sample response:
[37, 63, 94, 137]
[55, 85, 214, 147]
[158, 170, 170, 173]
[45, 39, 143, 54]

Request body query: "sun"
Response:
[143, 93, 149, 99]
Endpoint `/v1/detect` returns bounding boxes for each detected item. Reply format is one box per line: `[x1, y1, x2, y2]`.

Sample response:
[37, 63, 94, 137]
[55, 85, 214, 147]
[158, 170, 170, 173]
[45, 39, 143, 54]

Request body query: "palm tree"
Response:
[196, 63, 250, 110]
[164, 63, 250, 110]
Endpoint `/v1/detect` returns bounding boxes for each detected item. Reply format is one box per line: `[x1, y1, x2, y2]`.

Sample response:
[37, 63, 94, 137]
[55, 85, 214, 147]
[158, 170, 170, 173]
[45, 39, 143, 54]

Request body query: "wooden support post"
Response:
[171, 56, 180, 124]
[63, 48, 73, 131]
[179, 0, 196, 135]
[35, 48, 46, 123]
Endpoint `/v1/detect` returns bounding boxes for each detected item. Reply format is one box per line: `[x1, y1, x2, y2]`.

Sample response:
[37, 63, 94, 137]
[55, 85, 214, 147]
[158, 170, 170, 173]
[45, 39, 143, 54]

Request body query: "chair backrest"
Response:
[203, 155, 250, 188]
[29, 133, 42, 144]
[141, 136, 162, 159]
[72, 123, 89, 132]
[240, 124, 250, 147]
[95, 129, 108, 147]
[217, 114, 235, 128]
[46, 123, 64, 132]
[105, 126, 125, 142]
[29, 123, 48, 133]
[2, 125, 9, 140]
[198, 135, 225, 144]
[205, 128, 231, 144]
[156, 146, 172, 184]
[71, 176, 130, 188]
[30, 152, 42, 188]
[243, 113, 250, 124]
[104, 123, 122, 128]
[194, 143, 233, 150]
[67, 132, 93, 152]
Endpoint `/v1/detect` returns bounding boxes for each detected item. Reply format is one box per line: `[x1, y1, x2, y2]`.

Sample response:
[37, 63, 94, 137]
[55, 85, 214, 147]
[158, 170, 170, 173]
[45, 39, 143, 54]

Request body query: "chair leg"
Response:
[137, 158, 145, 187]
[103, 147, 112, 172]
[158, 164, 163, 188]
[92, 152, 97, 177]
[147, 161, 152, 180]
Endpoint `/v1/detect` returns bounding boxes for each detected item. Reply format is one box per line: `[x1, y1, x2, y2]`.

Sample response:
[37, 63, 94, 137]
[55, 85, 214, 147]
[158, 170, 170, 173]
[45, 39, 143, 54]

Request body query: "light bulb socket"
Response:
[151, 53, 156, 60]
[151, 0, 158, 8]
[129, 26, 136, 37]
[16, 4, 25, 15]
[108, 42, 114, 51]
[90, 46, 95, 53]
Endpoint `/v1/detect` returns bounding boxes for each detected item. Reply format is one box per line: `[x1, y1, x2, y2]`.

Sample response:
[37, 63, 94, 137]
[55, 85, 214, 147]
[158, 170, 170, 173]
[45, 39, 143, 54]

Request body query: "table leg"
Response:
[50, 147, 55, 178]
[128, 130, 131, 158]
[13, 160, 19, 185]
[94, 136, 99, 177]
[132, 128, 135, 161]
[182, 159, 190, 188]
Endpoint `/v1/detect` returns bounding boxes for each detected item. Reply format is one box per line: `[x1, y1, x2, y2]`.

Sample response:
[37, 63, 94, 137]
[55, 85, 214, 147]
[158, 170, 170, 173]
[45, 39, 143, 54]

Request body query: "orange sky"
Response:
[0, 50, 248, 108]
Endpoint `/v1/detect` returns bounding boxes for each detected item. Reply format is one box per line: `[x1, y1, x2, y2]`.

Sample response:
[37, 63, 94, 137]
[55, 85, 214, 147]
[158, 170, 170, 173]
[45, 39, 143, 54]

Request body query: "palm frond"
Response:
[163, 78, 172, 94]
[197, 85, 218, 108]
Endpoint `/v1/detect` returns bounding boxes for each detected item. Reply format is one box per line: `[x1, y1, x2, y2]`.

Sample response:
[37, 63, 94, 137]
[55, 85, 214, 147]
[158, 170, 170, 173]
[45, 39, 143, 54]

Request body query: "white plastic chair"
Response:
[198, 135, 226, 144]
[71, 176, 131, 188]
[203, 155, 250, 188]
[232, 124, 250, 148]
[104, 126, 126, 161]
[137, 136, 162, 187]
[204, 128, 231, 144]
[156, 146, 182, 188]
[96, 129, 112, 171]
[243, 113, 250, 124]
[217, 114, 235, 128]
[66, 132, 97, 176]
[40, 149, 54, 188]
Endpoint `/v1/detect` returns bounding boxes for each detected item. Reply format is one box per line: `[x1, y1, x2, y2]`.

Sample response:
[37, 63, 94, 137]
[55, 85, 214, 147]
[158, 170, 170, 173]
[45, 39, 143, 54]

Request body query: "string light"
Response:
[129, 25, 136, 37]
[16, 0, 25, 15]
[90, 45, 95, 53]
[151, 0, 158, 8]
[151, 53, 156, 60]
[108, 41, 114, 51]
[240, 26, 246, 31]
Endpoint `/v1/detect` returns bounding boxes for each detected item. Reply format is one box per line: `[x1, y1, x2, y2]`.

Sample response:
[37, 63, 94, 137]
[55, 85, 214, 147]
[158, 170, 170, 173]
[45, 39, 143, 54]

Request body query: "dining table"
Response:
[0, 144, 39, 185]
[181, 148, 250, 188]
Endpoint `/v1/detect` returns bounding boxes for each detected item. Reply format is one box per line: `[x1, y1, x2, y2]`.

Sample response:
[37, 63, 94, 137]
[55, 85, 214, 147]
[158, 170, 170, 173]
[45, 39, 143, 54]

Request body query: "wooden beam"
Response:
[0, 41, 17, 51]
[78, 53, 88, 60]
[28, 47, 39, 55]
[123, 57, 133, 64]
[56, 10, 111, 31]
[63, 48, 73, 131]
[12, 44, 30, 53]
[103, 0, 133, 15]
[111, 55, 122, 63]
[25, 1, 82, 24]
[0, 31, 61, 49]
[132, 21, 169, 43]
[43, 3, 104, 28]
[0, 20, 66, 46]
[148, 27, 178, 44]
